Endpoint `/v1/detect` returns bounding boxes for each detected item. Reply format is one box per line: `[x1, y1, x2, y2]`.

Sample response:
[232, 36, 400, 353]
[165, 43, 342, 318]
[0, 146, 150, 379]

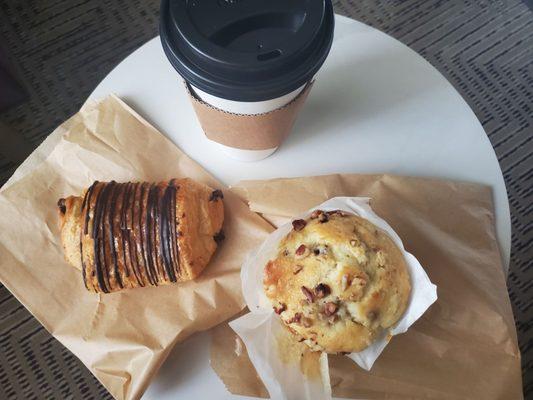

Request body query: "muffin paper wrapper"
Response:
[229, 196, 438, 400]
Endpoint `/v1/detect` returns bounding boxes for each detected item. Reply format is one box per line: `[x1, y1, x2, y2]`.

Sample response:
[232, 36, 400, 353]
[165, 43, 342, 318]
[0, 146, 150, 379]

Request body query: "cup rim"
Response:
[159, 0, 334, 102]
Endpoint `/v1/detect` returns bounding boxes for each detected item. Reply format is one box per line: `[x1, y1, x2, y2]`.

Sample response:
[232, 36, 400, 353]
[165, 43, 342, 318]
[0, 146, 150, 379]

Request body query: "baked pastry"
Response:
[264, 210, 411, 353]
[58, 179, 224, 293]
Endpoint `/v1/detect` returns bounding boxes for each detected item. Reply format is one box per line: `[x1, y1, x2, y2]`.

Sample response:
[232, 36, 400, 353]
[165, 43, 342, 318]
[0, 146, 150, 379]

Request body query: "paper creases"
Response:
[0, 95, 273, 400]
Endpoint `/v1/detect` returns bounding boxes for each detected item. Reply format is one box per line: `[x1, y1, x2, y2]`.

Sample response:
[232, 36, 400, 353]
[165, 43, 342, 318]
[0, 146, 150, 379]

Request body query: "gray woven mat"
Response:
[0, 1, 531, 398]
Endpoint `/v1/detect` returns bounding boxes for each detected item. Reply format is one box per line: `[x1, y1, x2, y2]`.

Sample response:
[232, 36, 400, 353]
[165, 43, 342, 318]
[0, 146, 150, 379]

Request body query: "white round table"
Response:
[90, 15, 511, 399]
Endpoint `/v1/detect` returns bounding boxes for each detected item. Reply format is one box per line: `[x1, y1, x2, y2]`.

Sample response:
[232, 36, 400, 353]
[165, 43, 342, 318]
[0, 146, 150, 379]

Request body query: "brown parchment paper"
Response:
[0, 95, 273, 400]
[211, 174, 523, 400]
[187, 82, 313, 150]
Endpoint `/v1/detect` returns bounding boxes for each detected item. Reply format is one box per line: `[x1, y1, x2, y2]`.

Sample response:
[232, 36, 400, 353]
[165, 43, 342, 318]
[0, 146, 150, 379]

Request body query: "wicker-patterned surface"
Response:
[0, 1, 531, 398]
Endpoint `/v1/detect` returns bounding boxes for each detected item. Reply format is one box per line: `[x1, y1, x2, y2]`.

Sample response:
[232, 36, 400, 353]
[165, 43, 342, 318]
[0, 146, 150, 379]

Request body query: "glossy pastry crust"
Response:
[58, 178, 224, 293]
[264, 210, 411, 353]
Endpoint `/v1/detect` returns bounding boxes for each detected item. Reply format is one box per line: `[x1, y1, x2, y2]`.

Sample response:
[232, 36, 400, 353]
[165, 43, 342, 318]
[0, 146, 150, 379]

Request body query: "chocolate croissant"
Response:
[57, 179, 224, 293]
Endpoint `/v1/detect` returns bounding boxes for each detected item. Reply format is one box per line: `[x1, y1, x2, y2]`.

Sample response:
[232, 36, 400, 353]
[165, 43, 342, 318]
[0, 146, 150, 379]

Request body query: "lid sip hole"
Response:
[257, 49, 282, 61]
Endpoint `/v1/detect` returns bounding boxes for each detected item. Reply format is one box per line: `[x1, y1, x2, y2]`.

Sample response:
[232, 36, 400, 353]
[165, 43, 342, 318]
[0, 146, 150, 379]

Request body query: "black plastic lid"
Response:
[160, 0, 334, 101]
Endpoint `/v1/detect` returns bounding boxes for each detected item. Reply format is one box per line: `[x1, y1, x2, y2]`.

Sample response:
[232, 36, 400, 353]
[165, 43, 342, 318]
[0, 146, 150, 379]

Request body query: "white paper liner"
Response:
[230, 197, 438, 399]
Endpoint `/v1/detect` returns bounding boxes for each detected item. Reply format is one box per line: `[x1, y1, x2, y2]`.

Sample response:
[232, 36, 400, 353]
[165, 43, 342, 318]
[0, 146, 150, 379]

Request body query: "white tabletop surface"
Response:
[90, 15, 511, 399]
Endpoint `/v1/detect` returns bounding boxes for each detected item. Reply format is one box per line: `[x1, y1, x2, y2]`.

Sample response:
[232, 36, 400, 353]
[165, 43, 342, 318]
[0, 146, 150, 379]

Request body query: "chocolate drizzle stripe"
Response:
[91, 182, 110, 293]
[79, 241, 88, 289]
[147, 184, 157, 281]
[86, 182, 101, 292]
[152, 185, 163, 281]
[150, 183, 161, 285]
[99, 181, 115, 292]
[144, 184, 158, 285]
[88, 182, 103, 292]
[80, 179, 193, 291]
[108, 182, 123, 289]
[126, 183, 146, 287]
[160, 183, 177, 282]
[169, 182, 180, 279]
[152, 185, 167, 282]
[83, 181, 98, 235]
[119, 182, 131, 278]
[169, 183, 179, 281]
[166, 184, 176, 280]
[138, 183, 155, 286]
[135, 182, 149, 285]
[128, 183, 144, 287]
[80, 181, 97, 290]
[121, 183, 136, 285]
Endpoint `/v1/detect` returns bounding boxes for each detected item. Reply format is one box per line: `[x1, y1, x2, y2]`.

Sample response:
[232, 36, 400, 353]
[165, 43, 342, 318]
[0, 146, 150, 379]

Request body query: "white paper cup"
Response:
[161, 0, 334, 162]
[190, 83, 308, 162]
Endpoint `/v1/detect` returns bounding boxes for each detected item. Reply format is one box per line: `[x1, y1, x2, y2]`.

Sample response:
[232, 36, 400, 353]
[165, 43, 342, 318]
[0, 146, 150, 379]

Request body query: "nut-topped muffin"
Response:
[264, 210, 411, 353]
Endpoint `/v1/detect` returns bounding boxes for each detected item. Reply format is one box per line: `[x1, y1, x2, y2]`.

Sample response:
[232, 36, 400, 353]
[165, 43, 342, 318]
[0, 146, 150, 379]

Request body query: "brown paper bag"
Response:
[0, 95, 273, 400]
[211, 174, 522, 400]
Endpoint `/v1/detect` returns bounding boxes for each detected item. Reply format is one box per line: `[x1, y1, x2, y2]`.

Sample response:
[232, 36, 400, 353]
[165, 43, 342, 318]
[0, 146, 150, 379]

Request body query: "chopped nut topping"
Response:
[376, 250, 386, 266]
[295, 244, 309, 258]
[323, 302, 338, 316]
[209, 189, 224, 201]
[352, 275, 367, 287]
[302, 317, 313, 328]
[314, 283, 331, 298]
[266, 284, 276, 294]
[313, 245, 328, 256]
[367, 311, 379, 321]
[283, 249, 289, 256]
[273, 303, 286, 314]
[288, 312, 302, 324]
[310, 209, 324, 219]
[213, 230, 225, 244]
[327, 210, 346, 217]
[292, 219, 307, 231]
[341, 274, 349, 291]
[349, 239, 358, 247]
[318, 212, 329, 223]
[57, 198, 66, 214]
[352, 245, 368, 264]
[293, 264, 303, 274]
[301, 286, 314, 302]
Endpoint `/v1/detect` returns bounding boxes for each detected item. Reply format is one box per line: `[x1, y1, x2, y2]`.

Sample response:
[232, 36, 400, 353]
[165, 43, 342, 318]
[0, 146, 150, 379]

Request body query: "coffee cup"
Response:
[160, 0, 334, 161]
